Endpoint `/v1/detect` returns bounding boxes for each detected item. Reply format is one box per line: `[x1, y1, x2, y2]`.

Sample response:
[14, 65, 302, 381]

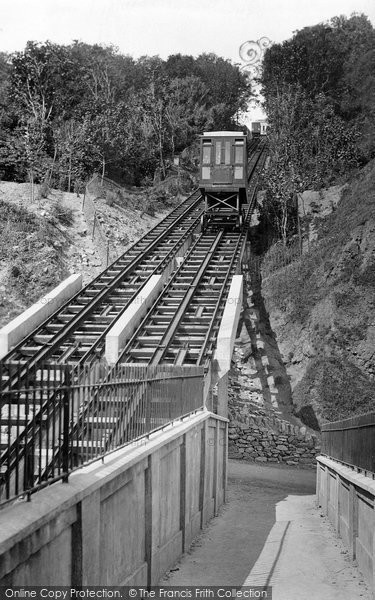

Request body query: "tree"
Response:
[0, 43, 253, 190]
[262, 14, 375, 108]
[259, 13, 373, 243]
[164, 76, 213, 156]
[261, 85, 359, 243]
[195, 53, 252, 128]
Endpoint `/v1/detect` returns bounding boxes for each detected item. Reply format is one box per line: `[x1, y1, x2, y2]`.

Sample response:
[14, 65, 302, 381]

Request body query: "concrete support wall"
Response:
[217, 372, 229, 418]
[213, 275, 243, 381]
[105, 275, 163, 364]
[105, 230, 196, 364]
[316, 456, 375, 590]
[0, 411, 227, 587]
[0, 274, 82, 359]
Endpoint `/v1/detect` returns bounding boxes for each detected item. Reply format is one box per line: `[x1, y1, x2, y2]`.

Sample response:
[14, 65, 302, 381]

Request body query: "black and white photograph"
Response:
[0, 1, 375, 598]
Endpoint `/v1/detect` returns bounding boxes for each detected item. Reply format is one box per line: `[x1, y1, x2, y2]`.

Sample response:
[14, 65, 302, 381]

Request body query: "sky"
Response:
[1, 0, 374, 61]
[1, 0, 374, 120]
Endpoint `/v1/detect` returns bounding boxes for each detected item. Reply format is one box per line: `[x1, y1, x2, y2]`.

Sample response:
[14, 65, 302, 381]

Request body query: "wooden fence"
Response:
[322, 412, 375, 473]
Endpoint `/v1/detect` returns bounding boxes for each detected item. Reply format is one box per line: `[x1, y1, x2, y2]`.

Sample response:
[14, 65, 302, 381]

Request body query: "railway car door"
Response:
[212, 139, 233, 184]
[233, 138, 245, 182]
[201, 138, 212, 182]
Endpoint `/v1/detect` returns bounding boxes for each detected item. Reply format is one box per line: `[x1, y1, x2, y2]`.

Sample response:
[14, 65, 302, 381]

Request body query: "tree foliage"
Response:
[260, 13, 374, 243]
[0, 43, 252, 190]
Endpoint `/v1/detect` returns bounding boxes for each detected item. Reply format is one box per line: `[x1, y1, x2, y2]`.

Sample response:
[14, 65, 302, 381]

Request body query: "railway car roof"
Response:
[202, 131, 246, 137]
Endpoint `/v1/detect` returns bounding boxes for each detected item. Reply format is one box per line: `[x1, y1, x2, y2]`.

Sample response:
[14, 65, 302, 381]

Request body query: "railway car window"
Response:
[234, 139, 244, 164]
[202, 140, 211, 164]
[225, 141, 231, 165]
[234, 166, 243, 179]
[215, 141, 222, 165]
[202, 167, 210, 179]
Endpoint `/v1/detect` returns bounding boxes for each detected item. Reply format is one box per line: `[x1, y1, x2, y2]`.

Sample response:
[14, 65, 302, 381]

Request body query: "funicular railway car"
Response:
[251, 120, 268, 138]
[199, 131, 248, 230]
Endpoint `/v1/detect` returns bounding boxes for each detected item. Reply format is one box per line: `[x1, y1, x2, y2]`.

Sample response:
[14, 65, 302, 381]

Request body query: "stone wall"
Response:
[225, 263, 321, 467]
[228, 413, 320, 466]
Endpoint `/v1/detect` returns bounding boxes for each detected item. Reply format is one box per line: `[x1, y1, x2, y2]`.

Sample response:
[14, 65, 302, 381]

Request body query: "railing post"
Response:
[62, 365, 71, 483]
[145, 379, 151, 434]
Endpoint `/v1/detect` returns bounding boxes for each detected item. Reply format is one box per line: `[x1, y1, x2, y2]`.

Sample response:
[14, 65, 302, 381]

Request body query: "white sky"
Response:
[1, 0, 374, 61]
[1, 0, 374, 120]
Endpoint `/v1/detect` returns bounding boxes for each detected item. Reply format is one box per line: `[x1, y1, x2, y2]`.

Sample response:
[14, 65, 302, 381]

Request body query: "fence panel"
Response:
[82, 175, 118, 267]
[0, 361, 204, 505]
[322, 412, 375, 473]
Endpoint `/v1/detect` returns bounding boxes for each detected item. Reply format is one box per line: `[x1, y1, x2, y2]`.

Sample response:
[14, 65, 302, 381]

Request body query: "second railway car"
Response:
[199, 131, 248, 230]
[251, 120, 268, 137]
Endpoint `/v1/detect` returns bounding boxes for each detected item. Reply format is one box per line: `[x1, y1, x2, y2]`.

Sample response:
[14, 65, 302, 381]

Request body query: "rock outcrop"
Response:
[260, 159, 375, 429]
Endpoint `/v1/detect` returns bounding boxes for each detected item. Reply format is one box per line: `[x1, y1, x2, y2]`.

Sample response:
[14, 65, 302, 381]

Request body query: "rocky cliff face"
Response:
[260, 159, 375, 429]
[226, 274, 321, 465]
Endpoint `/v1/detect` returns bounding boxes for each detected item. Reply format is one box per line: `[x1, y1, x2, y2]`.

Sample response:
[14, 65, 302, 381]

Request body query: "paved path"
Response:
[245, 493, 371, 599]
[160, 460, 315, 586]
[160, 460, 371, 599]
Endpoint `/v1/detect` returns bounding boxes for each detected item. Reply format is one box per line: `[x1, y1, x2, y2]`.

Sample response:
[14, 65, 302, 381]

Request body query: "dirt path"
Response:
[160, 460, 315, 586]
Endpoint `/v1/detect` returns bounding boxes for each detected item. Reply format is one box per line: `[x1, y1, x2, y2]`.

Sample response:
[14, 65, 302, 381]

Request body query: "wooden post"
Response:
[214, 422, 220, 516]
[180, 435, 187, 552]
[145, 454, 153, 586]
[199, 422, 207, 528]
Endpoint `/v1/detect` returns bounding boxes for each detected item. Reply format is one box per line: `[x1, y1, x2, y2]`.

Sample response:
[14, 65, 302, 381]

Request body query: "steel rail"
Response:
[117, 141, 268, 368]
[1, 193, 203, 374]
[0, 142, 268, 497]
[196, 233, 246, 367]
[117, 232, 237, 364]
[58, 232, 218, 465]
[0, 208, 203, 486]
[148, 232, 225, 365]
[102, 232, 231, 447]
[0, 193, 203, 485]
[168, 141, 268, 366]
[117, 231, 212, 363]
[74, 212, 201, 366]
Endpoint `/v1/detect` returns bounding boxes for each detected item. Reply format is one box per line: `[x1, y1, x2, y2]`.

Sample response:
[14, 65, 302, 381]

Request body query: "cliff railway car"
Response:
[251, 120, 268, 138]
[199, 131, 248, 231]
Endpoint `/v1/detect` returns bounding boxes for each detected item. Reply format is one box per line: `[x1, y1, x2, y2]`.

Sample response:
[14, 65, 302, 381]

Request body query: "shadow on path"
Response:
[159, 460, 316, 586]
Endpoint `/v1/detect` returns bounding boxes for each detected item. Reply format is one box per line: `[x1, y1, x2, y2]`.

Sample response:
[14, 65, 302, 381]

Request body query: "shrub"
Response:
[39, 181, 50, 199]
[261, 239, 301, 278]
[353, 262, 375, 288]
[50, 202, 74, 227]
[144, 199, 156, 216]
[105, 190, 117, 206]
[262, 242, 325, 323]
[10, 264, 21, 278]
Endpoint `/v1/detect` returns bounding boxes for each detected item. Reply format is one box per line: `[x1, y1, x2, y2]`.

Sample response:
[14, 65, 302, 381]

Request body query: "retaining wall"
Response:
[229, 413, 320, 466]
[317, 455, 375, 590]
[0, 410, 227, 586]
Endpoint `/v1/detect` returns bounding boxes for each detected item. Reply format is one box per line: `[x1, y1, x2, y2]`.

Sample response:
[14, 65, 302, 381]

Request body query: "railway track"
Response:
[57, 141, 268, 463]
[63, 228, 247, 464]
[116, 139, 266, 368]
[0, 140, 267, 502]
[2, 192, 203, 368]
[0, 191, 202, 486]
[118, 228, 245, 367]
[2, 138, 265, 371]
